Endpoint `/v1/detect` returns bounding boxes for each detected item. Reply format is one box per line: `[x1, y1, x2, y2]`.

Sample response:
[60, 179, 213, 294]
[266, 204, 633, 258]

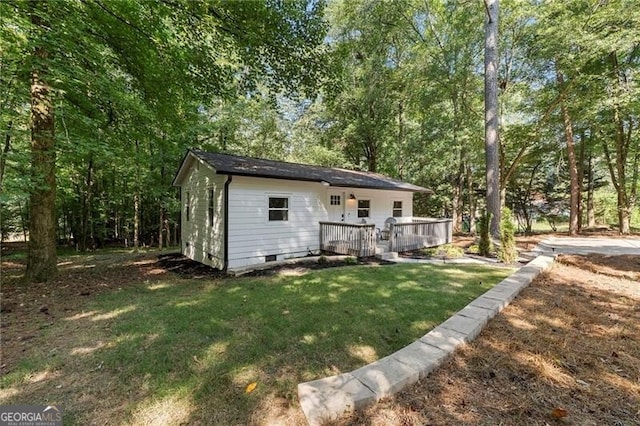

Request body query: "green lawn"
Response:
[2, 260, 514, 425]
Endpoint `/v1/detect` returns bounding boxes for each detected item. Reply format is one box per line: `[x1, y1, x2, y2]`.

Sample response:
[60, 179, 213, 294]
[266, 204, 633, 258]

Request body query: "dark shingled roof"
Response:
[189, 149, 432, 193]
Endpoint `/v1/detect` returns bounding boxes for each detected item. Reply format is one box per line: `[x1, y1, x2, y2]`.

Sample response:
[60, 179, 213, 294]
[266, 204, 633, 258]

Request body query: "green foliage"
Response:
[478, 210, 493, 257]
[419, 244, 464, 258]
[1, 0, 330, 251]
[593, 189, 640, 229]
[498, 208, 518, 264]
[343, 256, 358, 265]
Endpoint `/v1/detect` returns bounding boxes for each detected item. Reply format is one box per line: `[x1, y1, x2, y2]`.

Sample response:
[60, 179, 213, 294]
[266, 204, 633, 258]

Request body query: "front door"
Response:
[327, 191, 345, 222]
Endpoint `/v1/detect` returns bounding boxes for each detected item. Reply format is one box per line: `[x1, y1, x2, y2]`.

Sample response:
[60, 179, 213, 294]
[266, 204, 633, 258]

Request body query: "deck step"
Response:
[375, 242, 391, 255]
[376, 251, 398, 260]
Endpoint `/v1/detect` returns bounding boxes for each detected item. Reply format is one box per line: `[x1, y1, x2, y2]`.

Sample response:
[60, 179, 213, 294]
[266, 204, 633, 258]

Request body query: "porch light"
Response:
[349, 193, 356, 200]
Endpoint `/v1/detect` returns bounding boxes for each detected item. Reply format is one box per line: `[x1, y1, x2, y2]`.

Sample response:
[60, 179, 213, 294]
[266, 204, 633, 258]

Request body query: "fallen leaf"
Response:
[245, 382, 257, 393]
[551, 407, 568, 419]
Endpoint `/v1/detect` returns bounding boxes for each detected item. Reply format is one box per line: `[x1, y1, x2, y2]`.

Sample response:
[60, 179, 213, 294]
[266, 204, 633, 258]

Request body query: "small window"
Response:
[392, 201, 403, 217]
[268, 197, 289, 221]
[330, 195, 341, 206]
[208, 188, 215, 227]
[186, 191, 190, 221]
[357, 199, 370, 218]
[265, 254, 277, 262]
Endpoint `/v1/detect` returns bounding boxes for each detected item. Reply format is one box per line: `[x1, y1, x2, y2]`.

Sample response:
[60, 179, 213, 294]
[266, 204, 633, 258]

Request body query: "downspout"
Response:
[223, 174, 232, 271]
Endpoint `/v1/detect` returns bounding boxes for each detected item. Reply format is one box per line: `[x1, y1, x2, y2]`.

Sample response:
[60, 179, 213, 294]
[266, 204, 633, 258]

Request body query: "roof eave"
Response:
[171, 150, 196, 187]
[213, 170, 327, 184]
[211, 172, 431, 193]
[172, 150, 218, 186]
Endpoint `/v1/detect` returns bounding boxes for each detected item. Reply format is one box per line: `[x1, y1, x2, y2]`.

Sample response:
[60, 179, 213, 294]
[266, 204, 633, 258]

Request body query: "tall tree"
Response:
[555, 68, 580, 235]
[25, 1, 57, 282]
[484, 0, 501, 239]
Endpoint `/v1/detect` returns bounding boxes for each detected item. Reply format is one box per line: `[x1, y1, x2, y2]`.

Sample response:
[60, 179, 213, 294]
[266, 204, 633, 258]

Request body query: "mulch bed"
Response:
[332, 253, 640, 425]
[156, 253, 394, 279]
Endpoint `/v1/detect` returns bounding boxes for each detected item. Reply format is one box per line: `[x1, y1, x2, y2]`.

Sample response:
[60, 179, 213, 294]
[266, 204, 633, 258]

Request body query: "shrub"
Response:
[467, 244, 479, 254]
[418, 244, 463, 258]
[498, 208, 518, 264]
[317, 255, 327, 264]
[344, 256, 358, 265]
[419, 247, 439, 257]
[442, 244, 464, 258]
[478, 210, 493, 256]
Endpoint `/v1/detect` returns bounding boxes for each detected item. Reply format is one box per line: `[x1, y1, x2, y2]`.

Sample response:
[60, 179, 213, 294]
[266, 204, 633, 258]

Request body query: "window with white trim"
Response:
[208, 188, 215, 227]
[357, 199, 370, 218]
[268, 197, 289, 221]
[392, 201, 403, 217]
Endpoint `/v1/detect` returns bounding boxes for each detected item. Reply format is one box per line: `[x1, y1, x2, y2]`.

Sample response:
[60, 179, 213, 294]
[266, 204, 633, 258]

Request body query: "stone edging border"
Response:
[297, 254, 556, 425]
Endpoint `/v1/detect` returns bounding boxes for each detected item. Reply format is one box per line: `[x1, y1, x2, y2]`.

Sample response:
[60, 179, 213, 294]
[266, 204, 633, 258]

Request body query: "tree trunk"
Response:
[484, 0, 501, 239]
[173, 221, 178, 247]
[618, 193, 631, 234]
[577, 132, 585, 231]
[133, 139, 141, 250]
[396, 99, 405, 180]
[133, 191, 140, 250]
[158, 204, 164, 250]
[555, 68, 580, 236]
[19, 200, 28, 242]
[451, 153, 465, 233]
[451, 181, 461, 233]
[80, 158, 93, 251]
[25, 2, 57, 282]
[586, 154, 596, 228]
[466, 162, 476, 233]
[610, 52, 632, 234]
[0, 121, 13, 189]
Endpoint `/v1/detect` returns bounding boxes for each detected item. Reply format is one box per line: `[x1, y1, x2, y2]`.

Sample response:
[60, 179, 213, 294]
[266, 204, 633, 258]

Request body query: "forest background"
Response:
[1, 0, 638, 282]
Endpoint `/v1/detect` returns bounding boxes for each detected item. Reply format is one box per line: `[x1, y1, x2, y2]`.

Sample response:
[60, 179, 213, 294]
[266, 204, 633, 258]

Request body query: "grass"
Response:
[529, 220, 569, 233]
[1, 258, 513, 425]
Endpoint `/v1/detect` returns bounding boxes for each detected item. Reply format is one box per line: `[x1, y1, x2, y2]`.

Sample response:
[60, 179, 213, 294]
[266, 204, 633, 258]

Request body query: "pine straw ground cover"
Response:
[335, 254, 640, 426]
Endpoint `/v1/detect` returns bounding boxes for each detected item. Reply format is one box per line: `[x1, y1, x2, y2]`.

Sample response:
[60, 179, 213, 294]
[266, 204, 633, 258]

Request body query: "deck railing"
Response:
[388, 218, 452, 253]
[319, 221, 376, 257]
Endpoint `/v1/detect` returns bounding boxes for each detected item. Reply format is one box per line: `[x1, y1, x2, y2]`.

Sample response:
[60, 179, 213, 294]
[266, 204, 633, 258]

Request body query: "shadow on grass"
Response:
[1, 263, 512, 424]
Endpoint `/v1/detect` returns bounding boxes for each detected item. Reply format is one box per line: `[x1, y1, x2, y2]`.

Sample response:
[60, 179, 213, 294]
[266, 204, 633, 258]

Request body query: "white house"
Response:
[172, 149, 451, 271]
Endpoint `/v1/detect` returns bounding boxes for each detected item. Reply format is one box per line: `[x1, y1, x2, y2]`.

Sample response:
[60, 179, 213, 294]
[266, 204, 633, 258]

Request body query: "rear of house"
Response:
[173, 149, 448, 271]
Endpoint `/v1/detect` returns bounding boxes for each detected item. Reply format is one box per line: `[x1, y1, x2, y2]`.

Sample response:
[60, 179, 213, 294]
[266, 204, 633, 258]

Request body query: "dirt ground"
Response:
[333, 253, 640, 426]
[0, 251, 173, 376]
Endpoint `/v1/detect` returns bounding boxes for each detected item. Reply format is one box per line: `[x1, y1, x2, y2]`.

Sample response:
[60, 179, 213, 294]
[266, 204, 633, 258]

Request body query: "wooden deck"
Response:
[319, 218, 452, 257]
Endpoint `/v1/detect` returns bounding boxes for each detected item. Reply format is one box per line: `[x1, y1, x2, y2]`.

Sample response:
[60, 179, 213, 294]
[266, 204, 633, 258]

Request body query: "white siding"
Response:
[227, 177, 328, 269]
[226, 177, 414, 269]
[180, 162, 226, 269]
[177, 157, 416, 270]
[341, 188, 413, 227]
